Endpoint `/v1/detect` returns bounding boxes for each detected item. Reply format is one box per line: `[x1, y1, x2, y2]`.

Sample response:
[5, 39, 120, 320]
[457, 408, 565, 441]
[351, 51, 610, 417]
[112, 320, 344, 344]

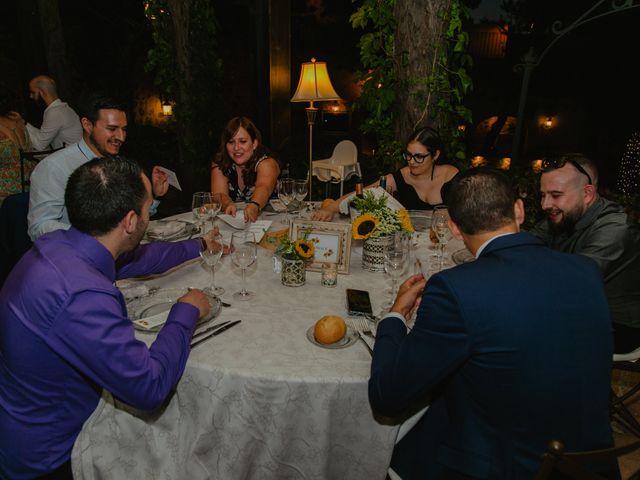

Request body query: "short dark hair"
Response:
[406, 126, 445, 158]
[448, 167, 516, 235]
[542, 152, 599, 187]
[65, 156, 146, 236]
[78, 92, 127, 123]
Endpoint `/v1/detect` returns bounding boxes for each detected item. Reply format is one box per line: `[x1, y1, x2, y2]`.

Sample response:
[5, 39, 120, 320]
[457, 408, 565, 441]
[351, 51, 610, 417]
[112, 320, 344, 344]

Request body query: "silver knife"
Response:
[190, 320, 242, 348]
[191, 320, 231, 341]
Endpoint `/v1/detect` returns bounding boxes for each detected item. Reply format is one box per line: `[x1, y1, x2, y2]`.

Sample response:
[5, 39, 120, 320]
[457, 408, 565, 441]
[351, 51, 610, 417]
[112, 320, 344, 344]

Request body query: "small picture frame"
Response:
[290, 220, 352, 274]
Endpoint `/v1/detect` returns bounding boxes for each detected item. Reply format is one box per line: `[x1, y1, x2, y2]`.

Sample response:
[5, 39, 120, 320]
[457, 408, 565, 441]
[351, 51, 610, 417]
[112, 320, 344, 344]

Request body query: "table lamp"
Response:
[291, 58, 341, 201]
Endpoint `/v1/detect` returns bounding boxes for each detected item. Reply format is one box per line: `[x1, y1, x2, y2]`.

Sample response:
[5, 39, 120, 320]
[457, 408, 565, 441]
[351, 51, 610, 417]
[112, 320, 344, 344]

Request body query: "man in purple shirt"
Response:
[0, 156, 212, 479]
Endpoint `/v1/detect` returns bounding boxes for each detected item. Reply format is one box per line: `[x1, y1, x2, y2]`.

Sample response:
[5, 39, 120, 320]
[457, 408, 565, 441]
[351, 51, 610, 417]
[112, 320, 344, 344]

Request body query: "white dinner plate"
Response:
[146, 220, 198, 241]
[452, 248, 475, 265]
[127, 287, 222, 332]
[305, 325, 358, 349]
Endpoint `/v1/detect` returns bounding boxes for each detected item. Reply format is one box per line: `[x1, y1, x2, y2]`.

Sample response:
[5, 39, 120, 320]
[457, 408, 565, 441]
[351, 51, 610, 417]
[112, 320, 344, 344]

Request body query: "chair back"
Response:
[330, 140, 357, 166]
[0, 192, 32, 288]
[535, 439, 637, 480]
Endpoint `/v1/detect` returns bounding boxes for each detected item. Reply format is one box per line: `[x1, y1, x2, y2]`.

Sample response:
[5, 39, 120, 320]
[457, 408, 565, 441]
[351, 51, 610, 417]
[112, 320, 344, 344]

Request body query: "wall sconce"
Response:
[161, 98, 173, 117]
[542, 116, 553, 130]
[531, 159, 543, 173]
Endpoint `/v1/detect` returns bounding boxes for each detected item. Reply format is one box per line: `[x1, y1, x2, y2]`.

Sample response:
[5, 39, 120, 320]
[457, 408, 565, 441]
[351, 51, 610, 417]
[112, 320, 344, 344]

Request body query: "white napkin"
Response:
[338, 187, 405, 215]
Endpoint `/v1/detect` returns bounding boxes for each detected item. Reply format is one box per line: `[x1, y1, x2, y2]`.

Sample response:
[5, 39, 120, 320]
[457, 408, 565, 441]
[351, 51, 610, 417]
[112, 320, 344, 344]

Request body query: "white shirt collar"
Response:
[475, 232, 516, 258]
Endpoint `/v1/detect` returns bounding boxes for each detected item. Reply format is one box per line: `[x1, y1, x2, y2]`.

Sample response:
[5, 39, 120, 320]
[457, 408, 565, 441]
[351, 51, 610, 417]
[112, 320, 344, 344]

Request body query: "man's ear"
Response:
[514, 198, 525, 227]
[583, 184, 597, 204]
[448, 217, 464, 241]
[80, 117, 93, 133]
[121, 210, 138, 235]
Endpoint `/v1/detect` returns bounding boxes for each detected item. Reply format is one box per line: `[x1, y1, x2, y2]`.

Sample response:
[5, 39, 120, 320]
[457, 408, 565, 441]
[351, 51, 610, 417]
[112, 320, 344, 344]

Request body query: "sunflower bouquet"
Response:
[351, 190, 413, 240]
[274, 231, 316, 261]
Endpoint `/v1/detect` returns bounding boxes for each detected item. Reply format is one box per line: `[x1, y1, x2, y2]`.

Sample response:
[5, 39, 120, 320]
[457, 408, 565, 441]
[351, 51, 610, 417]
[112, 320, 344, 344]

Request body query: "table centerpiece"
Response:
[351, 190, 414, 272]
[274, 233, 315, 287]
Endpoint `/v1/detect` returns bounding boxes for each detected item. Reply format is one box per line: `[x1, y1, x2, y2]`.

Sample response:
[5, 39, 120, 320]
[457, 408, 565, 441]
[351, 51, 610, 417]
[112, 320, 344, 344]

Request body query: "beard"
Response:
[546, 206, 584, 236]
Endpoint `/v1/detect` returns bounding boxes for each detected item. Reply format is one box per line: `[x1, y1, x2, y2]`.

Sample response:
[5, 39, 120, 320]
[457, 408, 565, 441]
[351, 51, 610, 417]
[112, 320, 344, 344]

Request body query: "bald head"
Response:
[29, 75, 58, 105]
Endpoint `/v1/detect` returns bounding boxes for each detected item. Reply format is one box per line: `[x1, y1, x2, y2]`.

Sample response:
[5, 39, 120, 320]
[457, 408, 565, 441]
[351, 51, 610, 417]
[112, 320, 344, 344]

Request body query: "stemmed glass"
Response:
[384, 244, 407, 307]
[209, 193, 222, 228]
[231, 231, 257, 301]
[277, 178, 295, 225]
[200, 232, 225, 296]
[293, 179, 308, 213]
[431, 206, 452, 270]
[192, 192, 213, 234]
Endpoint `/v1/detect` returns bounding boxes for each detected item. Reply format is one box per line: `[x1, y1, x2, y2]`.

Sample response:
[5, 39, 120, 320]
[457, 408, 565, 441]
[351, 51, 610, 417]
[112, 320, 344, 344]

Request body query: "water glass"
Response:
[384, 247, 407, 306]
[192, 192, 212, 233]
[200, 231, 225, 296]
[277, 178, 295, 225]
[231, 231, 257, 301]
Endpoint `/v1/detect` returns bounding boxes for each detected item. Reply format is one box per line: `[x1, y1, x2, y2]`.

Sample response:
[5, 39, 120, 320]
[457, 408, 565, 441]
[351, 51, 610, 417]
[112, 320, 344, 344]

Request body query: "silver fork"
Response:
[357, 317, 376, 338]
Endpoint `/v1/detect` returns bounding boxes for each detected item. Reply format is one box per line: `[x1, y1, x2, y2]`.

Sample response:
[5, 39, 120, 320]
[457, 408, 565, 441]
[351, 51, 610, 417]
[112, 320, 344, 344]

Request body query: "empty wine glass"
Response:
[231, 231, 257, 301]
[200, 232, 225, 296]
[431, 206, 452, 270]
[192, 192, 212, 233]
[277, 178, 295, 225]
[384, 246, 407, 307]
[293, 179, 308, 213]
[209, 193, 222, 228]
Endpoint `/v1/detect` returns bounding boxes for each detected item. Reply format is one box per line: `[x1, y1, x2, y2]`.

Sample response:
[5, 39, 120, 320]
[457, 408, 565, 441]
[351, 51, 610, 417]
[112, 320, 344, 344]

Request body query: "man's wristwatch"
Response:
[247, 200, 261, 213]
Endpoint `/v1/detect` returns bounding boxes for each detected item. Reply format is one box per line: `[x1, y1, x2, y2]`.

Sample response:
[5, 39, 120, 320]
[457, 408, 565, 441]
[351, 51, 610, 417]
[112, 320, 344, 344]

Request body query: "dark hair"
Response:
[447, 167, 516, 235]
[65, 156, 146, 236]
[405, 126, 446, 179]
[542, 152, 599, 187]
[77, 92, 127, 124]
[211, 116, 276, 187]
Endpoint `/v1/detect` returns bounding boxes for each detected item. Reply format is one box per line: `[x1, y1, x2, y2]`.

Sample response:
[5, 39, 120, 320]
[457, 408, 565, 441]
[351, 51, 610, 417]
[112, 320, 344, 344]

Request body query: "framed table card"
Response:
[290, 220, 352, 274]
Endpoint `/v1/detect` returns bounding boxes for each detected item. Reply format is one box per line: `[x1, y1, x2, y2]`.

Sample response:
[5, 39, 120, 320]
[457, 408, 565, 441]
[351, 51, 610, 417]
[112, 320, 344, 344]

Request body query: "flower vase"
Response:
[362, 235, 394, 272]
[281, 256, 306, 287]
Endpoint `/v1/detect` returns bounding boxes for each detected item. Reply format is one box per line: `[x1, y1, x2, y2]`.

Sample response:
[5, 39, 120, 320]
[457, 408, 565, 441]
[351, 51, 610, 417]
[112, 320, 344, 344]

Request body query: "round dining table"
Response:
[71, 208, 465, 480]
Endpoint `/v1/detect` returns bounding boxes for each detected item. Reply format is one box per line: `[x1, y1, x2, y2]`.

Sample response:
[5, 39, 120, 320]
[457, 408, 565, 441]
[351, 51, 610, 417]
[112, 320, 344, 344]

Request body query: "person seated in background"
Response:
[532, 152, 640, 354]
[0, 156, 217, 480]
[369, 167, 617, 479]
[27, 93, 169, 240]
[312, 126, 458, 221]
[14, 75, 83, 151]
[211, 116, 280, 223]
[0, 95, 32, 199]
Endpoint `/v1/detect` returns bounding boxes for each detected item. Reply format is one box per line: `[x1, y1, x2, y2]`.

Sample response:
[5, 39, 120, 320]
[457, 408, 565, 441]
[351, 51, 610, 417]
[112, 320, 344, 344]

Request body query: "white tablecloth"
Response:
[71, 211, 463, 480]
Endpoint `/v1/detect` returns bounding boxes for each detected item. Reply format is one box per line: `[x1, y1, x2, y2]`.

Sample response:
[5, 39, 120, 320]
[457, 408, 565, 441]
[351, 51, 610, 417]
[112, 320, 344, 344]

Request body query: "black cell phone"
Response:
[346, 288, 373, 316]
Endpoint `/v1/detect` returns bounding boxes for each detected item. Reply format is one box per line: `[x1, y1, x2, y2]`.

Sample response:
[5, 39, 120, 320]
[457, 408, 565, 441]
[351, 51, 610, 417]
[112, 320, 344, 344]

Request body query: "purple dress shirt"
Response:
[0, 228, 202, 479]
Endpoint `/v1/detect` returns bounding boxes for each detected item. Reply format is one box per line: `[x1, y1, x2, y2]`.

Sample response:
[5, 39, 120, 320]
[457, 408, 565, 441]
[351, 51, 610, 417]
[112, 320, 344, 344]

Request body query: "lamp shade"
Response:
[291, 58, 341, 103]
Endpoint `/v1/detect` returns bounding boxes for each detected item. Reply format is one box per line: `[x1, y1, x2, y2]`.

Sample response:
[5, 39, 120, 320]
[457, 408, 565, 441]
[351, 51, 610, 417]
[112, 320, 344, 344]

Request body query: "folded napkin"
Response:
[338, 187, 405, 215]
[147, 220, 184, 238]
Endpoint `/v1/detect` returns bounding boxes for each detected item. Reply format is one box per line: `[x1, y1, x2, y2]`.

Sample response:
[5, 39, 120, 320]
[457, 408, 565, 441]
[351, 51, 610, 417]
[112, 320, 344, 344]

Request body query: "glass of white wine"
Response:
[192, 192, 212, 234]
[200, 232, 225, 296]
[231, 231, 257, 301]
[431, 206, 452, 271]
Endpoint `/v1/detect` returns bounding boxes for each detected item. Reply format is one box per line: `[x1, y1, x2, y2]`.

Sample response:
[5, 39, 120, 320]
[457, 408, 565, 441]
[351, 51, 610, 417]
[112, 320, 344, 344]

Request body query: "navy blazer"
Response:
[369, 232, 617, 479]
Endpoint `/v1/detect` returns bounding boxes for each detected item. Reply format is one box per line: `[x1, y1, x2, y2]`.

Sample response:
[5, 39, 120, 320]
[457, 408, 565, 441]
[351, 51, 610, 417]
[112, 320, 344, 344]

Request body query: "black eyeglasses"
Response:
[402, 151, 432, 164]
[542, 157, 593, 185]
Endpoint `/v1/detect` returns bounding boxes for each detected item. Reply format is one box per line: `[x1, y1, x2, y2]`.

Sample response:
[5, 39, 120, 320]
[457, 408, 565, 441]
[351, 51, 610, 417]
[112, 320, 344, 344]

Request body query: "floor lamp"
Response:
[291, 58, 341, 201]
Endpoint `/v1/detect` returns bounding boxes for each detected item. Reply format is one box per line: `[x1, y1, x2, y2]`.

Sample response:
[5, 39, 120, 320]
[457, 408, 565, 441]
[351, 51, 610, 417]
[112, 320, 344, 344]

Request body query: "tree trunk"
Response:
[36, 0, 75, 103]
[393, 0, 450, 139]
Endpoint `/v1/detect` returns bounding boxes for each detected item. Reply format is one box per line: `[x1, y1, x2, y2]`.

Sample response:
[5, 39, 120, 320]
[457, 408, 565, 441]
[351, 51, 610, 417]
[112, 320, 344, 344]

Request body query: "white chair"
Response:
[312, 140, 361, 197]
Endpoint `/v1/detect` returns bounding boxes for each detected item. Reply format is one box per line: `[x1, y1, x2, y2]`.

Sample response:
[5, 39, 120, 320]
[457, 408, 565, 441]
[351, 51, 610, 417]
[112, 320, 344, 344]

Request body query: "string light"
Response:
[617, 132, 640, 195]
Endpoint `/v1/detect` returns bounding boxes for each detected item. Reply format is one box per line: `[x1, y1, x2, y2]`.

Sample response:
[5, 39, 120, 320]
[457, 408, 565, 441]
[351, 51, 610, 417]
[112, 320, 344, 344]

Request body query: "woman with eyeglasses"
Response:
[312, 126, 458, 221]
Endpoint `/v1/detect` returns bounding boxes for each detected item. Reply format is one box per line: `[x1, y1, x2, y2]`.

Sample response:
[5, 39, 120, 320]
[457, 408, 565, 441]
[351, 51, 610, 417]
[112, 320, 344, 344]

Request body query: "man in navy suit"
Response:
[369, 168, 617, 479]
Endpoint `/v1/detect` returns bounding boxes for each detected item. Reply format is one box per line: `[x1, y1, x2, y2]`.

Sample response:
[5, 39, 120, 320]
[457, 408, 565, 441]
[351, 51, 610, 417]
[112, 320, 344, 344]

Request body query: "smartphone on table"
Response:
[346, 288, 373, 317]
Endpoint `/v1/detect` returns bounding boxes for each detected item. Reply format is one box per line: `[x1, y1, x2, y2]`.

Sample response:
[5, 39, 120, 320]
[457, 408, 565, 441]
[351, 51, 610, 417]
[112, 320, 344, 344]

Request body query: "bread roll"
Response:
[314, 315, 347, 344]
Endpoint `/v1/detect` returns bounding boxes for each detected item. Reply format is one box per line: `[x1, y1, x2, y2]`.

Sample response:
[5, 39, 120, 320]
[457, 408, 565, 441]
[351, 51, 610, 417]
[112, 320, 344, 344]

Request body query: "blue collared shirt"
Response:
[27, 138, 97, 240]
[0, 228, 202, 479]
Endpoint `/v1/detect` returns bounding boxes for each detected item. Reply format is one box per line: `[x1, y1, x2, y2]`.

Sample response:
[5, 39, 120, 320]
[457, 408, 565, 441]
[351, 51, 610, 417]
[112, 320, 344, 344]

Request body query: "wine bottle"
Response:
[355, 180, 364, 199]
[378, 175, 386, 191]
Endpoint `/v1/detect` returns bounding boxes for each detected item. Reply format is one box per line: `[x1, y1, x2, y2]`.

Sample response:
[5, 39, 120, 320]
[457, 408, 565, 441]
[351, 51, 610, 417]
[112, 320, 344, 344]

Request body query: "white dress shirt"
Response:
[26, 99, 82, 151]
[27, 139, 96, 240]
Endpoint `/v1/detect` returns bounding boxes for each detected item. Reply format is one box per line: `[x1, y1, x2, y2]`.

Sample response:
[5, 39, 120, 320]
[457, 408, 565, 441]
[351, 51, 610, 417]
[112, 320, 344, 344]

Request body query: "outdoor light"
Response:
[291, 58, 341, 200]
[161, 99, 173, 117]
[542, 116, 553, 130]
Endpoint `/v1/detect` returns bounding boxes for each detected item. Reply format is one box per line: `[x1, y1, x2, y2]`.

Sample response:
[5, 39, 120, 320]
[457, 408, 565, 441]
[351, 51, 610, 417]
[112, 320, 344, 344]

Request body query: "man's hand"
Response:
[178, 288, 210, 319]
[311, 208, 335, 222]
[390, 274, 426, 319]
[151, 166, 169, 198]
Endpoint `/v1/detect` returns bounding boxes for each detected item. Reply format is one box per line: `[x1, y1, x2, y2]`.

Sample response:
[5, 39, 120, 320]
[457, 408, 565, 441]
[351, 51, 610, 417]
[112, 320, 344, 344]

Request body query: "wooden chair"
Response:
[535, 439, 640, 480]
[19, 146, 65, 192]
[611, 347, 640, 438]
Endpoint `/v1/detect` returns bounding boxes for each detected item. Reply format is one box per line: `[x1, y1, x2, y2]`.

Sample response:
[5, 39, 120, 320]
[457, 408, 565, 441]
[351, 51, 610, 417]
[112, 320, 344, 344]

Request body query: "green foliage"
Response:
[350, 0, 474, 173]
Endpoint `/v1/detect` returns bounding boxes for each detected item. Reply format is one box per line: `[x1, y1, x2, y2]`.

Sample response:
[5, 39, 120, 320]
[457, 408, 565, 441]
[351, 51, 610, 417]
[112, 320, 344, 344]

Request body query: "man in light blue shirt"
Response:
[28, 94, 169, 240]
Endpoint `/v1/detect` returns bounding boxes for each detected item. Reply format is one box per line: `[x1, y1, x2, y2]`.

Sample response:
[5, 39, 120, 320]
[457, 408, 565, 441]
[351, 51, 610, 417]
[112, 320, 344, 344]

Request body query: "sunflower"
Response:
[398, 209, 414, 233]
[294, 239, 315, 259]
[352, 213, 379, 240]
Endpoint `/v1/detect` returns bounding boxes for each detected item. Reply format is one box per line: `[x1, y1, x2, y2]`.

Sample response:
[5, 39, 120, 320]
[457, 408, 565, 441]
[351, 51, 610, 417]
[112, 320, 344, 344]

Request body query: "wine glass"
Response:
[231, 231, 257, 301]
[431, 206, 452, 270]
[209, 193, 222, 228]
[192, 192, 212, 233]
[384, 246, 407, 307]
[293, 179, 308, 213]
[200, 232, 225, 296]
[277, 178, 295, 225]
